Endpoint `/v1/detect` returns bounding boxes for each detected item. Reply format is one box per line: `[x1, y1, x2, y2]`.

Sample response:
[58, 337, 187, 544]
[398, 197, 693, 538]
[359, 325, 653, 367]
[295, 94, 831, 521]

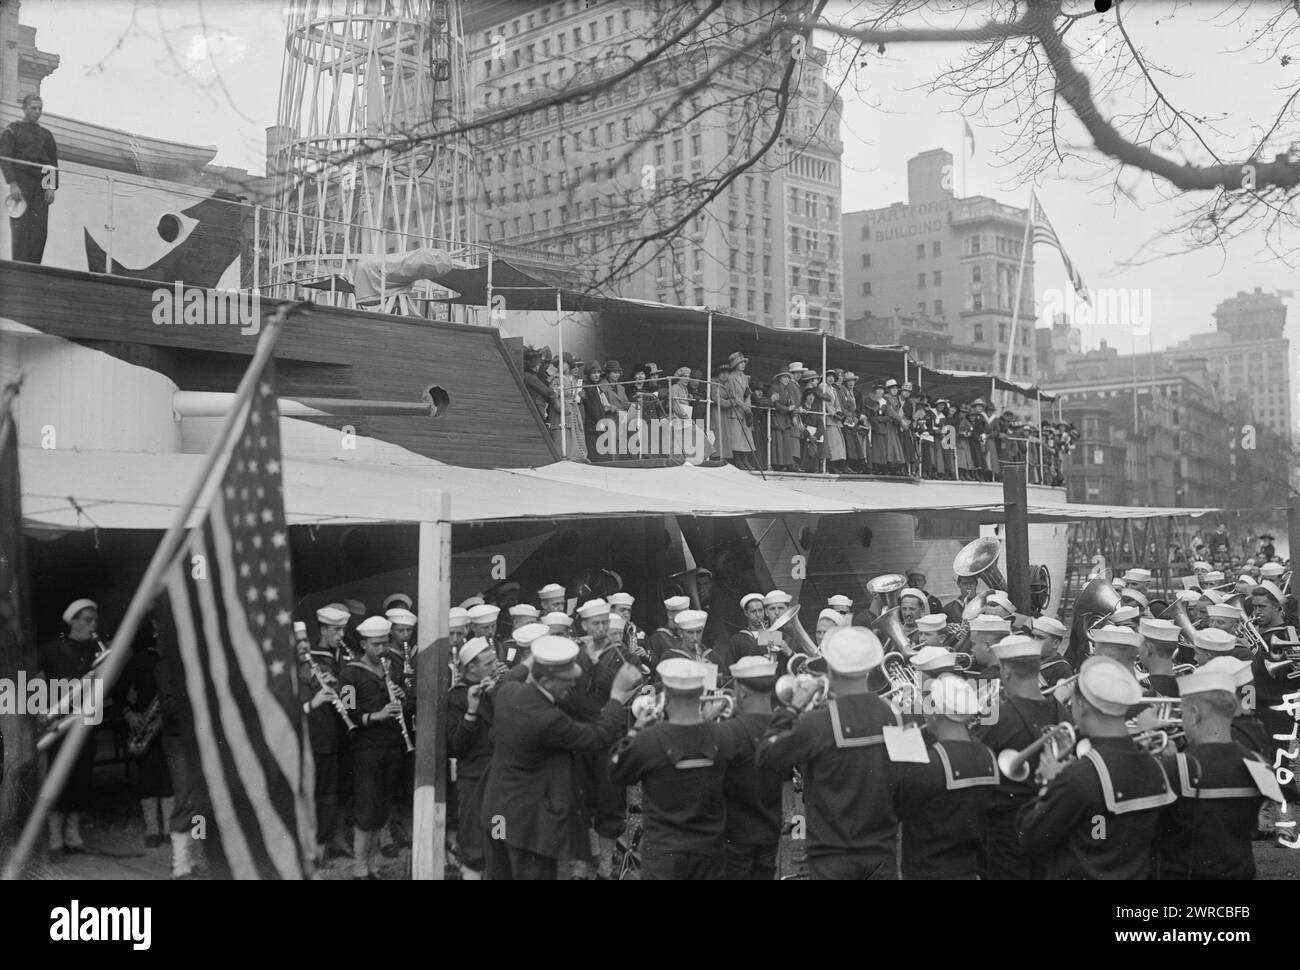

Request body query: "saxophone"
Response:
[381, 657, 415, 753]
[126, 696, 162, 758]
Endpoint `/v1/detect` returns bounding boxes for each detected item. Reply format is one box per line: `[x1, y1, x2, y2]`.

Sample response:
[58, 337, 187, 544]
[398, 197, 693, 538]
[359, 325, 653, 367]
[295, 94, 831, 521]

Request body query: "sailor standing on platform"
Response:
[646, 595, 691, 663]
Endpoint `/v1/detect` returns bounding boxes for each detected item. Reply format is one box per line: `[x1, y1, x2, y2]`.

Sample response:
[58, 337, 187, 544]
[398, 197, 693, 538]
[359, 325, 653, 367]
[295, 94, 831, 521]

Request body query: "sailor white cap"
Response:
[899, 587, 926, 604]
[970, 615, 1011, 634]
[730, 656, 778, 680]
[1237, 574, 1257, 586]
[458, 637, 494, 666]
[1199, 656, 1254, 688]
[664, 595, 691, 612]
[577, 599, 611, 620]
[343, 599, 367, 616]
[929, 675, 981, 718]
[827, 594, 854, 610]
[1260, 563, 1286, 578]
[608, 592, 635, 607]
[509, 604, 540, 619]
[512, 622, 550, 647]
[992, 635, 1040, 660]
[316, 605, 350, 627]
[909, 646, 957, 672]
[763, 590, 793, 606]
[62, 598, 97, 625]
[820, 626, 884, 676]
[817, 607, 847, 627]
[1203, 571, 1225, 585]
[1200, 590, 1228, 605]
[1192, 628, 1237, 654]
[383, 593, 413, 611]
[740, 593, 765, 609]
[1177, 590, 1202, 603]
[1122, 568, 1152, 583]
[1191, 561, 1212, 572]
[1032, 616, 1068, 639]
[467, 604, 501, 624]
[385, 608, 417, 626]
[675, 609, 708, 632]
[1137, 618, 1179, 642]
[1205, 603, 1242, 621]
[542, 611, 574, 628]
[984, 591, 1015, 615]
[658, 658, 706, 690]
[294, 621, 308, 637]
[356, 616, 392, 639]
[460, 596, 486, 610]
[1176, 669, 1237, 698]
[916, 613, 948, 633]
[530, 635, 581, 675]
[1077, 656, 1142, 716]
[449, 607, 471, 629]
[1121, 589, 1149, 610]
[538, 583, 566, 599]
[1110, 605, 1140, 624]
[1090, 624, 1143, 649]
[608, 614, 627, 633]
[1255, 581, 1285, 606]
[1113, 578, 1128, 590]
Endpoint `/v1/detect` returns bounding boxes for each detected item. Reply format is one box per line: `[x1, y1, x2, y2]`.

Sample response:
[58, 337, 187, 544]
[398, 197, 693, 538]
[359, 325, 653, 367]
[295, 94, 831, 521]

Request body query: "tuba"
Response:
[669, 569, 704, 610]
[867, 573, 908, 612]
[768, 603, 821, 674]
[871, 607, 915, 655]
[953, 538, 1007, 592]
[1070, 577, 1123, 634]
[1158, 598, 1201, 644]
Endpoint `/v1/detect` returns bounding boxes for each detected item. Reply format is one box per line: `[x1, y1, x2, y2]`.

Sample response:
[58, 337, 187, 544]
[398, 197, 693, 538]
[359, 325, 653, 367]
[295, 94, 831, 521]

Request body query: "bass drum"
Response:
[1029, 564, 1052, 615]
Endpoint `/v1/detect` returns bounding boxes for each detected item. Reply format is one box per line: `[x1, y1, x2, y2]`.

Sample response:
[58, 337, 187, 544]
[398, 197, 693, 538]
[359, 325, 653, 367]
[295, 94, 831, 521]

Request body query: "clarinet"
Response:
[380, 656, 415, 753]
[309, 658, 356, 734]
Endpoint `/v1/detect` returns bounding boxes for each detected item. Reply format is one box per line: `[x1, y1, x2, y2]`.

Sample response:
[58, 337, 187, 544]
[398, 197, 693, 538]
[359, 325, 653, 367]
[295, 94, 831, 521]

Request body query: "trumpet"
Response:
[997, 721, 1081, 783]
[1131, 727, 1181, 755]
[699, 689, 736, 721]
[380, 656, 415, 753]
[775, 672, 830, 712]
[1235, 617, 1268, 655]
[1264, 646, 1300, 680]
[879, 651, 921, 712]
[37, 637, 113, 752]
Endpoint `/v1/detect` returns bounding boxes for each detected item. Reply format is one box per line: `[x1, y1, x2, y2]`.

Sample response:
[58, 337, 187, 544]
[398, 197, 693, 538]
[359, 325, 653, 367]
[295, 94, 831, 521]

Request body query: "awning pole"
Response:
[706, 309, 713, 449]
[413, 489, 451, 880]
[821, 330, 828, 474]
[380, 228, 388, 311]
[485, 250, 494, 329]
[1035, 394, 1043, 484]
[252, 203, 261, 293]
[556, 289, 567, 459]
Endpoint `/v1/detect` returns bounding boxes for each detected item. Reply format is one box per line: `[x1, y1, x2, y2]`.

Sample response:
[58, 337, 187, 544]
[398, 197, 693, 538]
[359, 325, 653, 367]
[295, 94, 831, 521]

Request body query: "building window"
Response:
[973, 323, 984, 342]
[918, 301, 926, 315]
[861, 225, 870, 241]
[916, 243, 925, 260]
[862, 282, 872, 296]
[691, 133, 701, 155]
[730, 287, 740, 307]
[934, 299, 943, 315]
[933, 241, 941, 257]
[998, 323, 1007, 343]
[792, 268, 801, 286]
[971, 265, 982, 284]
[933, 270, 942, 286]
[917, 273, 926, 289]
[970, 236, 981, 253]
[861, 253, 871, 267]
[763, 293, 772, 314]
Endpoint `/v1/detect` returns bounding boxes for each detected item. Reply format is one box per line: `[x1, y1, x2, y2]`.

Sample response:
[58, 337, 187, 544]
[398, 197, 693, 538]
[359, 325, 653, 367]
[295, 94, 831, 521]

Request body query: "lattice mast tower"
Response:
[270, 0, 477, 308]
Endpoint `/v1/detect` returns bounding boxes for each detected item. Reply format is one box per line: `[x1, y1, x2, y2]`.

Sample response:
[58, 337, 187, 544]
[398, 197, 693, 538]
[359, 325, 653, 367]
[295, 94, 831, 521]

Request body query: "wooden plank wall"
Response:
[0, 262, 560, 468]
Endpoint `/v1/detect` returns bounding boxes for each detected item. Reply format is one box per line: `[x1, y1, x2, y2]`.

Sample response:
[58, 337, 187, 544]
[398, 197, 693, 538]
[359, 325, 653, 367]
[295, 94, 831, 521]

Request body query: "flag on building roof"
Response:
[962, 117, 976, 157]
[1031, 192, 1091, 304]
[156, 356, 315, 879]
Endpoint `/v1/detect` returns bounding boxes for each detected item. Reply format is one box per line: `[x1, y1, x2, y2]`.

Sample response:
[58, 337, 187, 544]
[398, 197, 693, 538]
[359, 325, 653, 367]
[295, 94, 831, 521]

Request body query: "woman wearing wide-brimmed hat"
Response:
[668, 366, 696, 458]
[719, 351, 757, 470]
[769, 366, 802, 471]
[798, 386, 824, 472]
[820, 369, 847, 473]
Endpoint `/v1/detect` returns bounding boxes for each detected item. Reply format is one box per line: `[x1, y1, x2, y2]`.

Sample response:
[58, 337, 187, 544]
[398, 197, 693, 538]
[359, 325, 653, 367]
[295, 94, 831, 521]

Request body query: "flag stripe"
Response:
[1032, 196, 1091, 303]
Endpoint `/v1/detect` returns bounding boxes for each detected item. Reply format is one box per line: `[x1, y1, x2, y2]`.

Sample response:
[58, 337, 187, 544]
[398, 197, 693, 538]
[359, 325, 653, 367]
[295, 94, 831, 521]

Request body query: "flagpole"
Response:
[1, 301, 307, 880]
[1005, 189, 1035, 384]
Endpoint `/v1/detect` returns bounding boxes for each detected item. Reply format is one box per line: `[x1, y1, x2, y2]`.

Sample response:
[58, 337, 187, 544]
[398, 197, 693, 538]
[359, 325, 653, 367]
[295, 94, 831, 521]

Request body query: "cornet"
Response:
[775, 672, 830, 712]
[699, 689, 736, 721]
[997, 722, 1082, 783]
[630, 685, 665, 722]
[879, 651, 921, 712]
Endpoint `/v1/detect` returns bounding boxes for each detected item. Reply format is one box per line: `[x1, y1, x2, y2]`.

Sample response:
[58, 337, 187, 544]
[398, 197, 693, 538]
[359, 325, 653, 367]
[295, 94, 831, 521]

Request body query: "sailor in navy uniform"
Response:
[757, 626, 903, 880]
[448, 607, 470, 653]
[660, 609, 716, 666]
[718, 593, 768, 676]
[943, 573, 981, 625]
[1156, 668, 1281, 879]
[38, 598, 105, 857]
[385, 607, 419, 694]
[542, 610, 575, 636]
[1135, 618, 1182, 698]
[893, 675, 999, 879]
[302, 605, 353, 865]
[1034, 616, 1073, 690]
[909, 646, 961, 687]
[501, 604, 541, 667]
[717, 656, 786, 879]
[466, 604, 502, 663]
[646, 595, 690, 664]
[1019, 656, 1176, 880]
[481, 636, 640, 880]
[537, 582, 567, 618]
[1191, 628, 1239, 667]
[1199, 657, 1270, 756]
[1089, 624, 1143, 679]
[971, 634, 1071, 879]
[446, 636, 501, 880]
[338, 616, 406, 879]
[608, 659, 746, 880]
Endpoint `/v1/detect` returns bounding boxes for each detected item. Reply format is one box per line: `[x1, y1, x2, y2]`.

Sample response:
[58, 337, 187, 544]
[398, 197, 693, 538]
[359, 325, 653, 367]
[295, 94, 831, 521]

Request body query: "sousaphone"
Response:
[953, 538, 1006, 591]
[867, 573, 908, 612]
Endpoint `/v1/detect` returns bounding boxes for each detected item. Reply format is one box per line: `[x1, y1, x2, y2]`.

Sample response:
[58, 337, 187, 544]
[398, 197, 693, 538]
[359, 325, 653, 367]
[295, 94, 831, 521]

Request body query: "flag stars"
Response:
[266, 459, 280, 476]
[271, 532, 286, 549]
[261, 508, 274, 524]
[247, 587, 260, 604]
[276, 610, 291, 625]
[269, 659, 285, 677]
[264, 586, 279, 602]
[252, 535, 263, 549]
[262, 637, 273, 653]
[239, 563, 251, 578]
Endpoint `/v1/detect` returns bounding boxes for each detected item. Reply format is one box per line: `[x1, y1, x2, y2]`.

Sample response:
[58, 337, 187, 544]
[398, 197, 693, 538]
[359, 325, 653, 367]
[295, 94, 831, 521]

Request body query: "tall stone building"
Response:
[464, 0, 844, 333]
[843, 149, 1039, 378]
[0, 1, 59, 106]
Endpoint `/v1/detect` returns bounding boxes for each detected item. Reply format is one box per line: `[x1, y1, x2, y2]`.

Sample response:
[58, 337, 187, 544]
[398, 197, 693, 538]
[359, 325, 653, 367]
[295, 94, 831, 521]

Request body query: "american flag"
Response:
[158, 360, 315, 879]
[1031, 193, 1091, 304]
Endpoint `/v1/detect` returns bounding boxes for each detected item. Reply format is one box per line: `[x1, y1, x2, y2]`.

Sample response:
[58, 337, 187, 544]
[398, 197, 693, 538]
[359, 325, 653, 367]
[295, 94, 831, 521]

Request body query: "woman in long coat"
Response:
[709, 361, 733, 461]
[769, 369, 801, 471]
[840, 372, 864, 472]
[799, 386, 824, 473]
[720, 353, 757, 469]
[820, 370, 847, 473]
[867, 382, 905, 472]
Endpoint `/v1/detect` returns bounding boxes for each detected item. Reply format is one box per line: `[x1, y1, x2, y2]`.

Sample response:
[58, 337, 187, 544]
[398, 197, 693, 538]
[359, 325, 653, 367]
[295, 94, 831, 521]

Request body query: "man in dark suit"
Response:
[480, 636, 641, 880]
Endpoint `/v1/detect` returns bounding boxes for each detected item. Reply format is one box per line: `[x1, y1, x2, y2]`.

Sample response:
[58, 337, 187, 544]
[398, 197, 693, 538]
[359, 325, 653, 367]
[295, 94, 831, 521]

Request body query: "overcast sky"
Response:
[19, 0, 1300, 397]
